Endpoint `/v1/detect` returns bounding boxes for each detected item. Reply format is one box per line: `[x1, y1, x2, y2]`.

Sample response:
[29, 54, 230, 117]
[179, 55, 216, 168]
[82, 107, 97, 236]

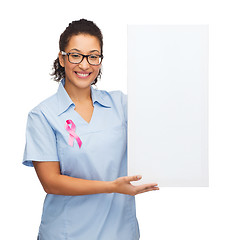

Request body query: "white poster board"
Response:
[127, 25, 209, 187]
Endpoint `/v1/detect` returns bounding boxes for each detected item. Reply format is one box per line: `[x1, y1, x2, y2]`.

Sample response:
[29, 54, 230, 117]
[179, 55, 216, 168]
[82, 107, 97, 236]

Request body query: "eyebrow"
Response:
[69, 48, 100, 54]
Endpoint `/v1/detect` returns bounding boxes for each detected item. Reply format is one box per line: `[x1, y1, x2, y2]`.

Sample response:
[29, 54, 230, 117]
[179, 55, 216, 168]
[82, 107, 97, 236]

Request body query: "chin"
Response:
[72, 79, 94, 89]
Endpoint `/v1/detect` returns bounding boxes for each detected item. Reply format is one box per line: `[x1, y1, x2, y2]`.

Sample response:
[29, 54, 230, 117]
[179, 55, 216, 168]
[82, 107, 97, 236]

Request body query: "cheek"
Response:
[65, 62, 73, 70]
[64, 62, 75, 74]
[93, 66, 101, 76]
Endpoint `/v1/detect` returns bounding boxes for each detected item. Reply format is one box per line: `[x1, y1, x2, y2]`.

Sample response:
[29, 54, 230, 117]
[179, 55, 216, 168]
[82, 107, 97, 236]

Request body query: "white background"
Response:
[0, 0, 239, 239]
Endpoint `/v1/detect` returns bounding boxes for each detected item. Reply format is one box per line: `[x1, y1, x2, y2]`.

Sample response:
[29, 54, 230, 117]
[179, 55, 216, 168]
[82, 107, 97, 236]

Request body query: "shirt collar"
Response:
[57, 79, 111, 116]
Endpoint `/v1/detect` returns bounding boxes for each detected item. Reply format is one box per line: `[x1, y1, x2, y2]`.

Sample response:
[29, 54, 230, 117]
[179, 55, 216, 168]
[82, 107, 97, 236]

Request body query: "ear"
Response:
[58, 52, 65, 68]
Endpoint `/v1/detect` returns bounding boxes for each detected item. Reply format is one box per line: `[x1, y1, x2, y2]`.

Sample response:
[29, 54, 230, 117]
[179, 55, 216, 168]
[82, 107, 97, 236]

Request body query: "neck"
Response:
[64, 79, 92, 104]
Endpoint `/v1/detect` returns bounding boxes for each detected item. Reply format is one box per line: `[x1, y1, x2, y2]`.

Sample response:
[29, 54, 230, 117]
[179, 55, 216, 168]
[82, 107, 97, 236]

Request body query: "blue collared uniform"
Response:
[23, 79, 140, 240]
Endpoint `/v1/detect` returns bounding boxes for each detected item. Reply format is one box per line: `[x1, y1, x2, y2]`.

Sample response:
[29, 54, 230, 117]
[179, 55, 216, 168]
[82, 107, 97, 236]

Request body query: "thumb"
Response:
[127, 175, 142, 182]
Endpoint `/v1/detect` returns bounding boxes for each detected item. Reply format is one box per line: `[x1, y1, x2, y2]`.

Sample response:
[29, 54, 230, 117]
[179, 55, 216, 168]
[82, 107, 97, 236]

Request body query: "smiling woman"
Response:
[22, 19, 159, 240]
[51, 19, 103, 84]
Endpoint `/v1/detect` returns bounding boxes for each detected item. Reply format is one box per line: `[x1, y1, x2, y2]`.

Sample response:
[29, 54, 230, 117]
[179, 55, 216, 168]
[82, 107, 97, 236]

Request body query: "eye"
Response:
[70, 53, 81, 58]
[91, 55, 100, 59]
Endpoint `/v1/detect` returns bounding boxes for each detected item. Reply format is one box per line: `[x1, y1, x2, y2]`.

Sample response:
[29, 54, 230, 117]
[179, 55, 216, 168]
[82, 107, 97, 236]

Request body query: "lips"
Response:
[74, 71, 92, 79]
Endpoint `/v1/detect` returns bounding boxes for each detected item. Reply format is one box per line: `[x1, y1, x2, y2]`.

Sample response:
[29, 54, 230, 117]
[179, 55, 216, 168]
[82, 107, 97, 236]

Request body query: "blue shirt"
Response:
[23, 79, 140, 240]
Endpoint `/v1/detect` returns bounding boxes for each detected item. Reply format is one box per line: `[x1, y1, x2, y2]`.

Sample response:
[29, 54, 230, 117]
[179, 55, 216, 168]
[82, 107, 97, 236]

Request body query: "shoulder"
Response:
[93, 88, 128, 123]
[29, 93, 58, 116]
[26, 94, 59, 134]
[108, 89, 127, 101]
[93, 87, 127, 108]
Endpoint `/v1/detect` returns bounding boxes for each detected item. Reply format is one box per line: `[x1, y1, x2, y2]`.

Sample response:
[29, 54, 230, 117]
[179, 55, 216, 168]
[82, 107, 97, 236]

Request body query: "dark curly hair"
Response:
[51, 19, 103, 85]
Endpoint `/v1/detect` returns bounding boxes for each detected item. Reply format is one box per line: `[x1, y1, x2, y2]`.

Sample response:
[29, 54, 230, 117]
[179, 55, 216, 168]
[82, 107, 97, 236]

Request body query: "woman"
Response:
[23, 19, 159, 240]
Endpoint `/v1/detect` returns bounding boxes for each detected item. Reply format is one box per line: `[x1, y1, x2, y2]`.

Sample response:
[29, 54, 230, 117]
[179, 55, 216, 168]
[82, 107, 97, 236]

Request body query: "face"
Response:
[59, 34, 102, 91]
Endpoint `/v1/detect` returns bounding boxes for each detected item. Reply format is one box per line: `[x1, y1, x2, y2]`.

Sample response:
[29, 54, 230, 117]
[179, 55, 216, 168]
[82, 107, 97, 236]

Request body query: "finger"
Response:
[135, 183, 158, 191]
[136, 187, 160, 195]
[135, 185, 159, 194]
[125, 175, 142, 182]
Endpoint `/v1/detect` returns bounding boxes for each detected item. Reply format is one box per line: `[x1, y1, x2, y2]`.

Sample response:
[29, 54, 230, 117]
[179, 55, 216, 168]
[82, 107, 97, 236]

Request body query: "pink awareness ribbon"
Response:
[65, 120, 82, 148]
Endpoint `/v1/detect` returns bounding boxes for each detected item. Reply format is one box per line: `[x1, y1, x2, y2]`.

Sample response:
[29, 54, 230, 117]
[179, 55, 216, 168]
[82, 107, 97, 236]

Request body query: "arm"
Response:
[33, 161, 159, 196]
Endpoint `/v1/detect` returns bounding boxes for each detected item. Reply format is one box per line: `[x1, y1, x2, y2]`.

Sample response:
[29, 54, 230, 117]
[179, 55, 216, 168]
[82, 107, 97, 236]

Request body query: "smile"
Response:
[75, 72, 91, 79]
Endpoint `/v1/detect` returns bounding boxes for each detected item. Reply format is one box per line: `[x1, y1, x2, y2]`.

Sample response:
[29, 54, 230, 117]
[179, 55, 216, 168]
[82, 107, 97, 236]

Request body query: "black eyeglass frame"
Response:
[61, 51, 103, 66]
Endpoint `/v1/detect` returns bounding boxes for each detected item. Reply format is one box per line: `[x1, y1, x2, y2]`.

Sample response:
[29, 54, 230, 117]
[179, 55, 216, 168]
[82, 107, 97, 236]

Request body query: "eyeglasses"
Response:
[61, 51, 103, 66]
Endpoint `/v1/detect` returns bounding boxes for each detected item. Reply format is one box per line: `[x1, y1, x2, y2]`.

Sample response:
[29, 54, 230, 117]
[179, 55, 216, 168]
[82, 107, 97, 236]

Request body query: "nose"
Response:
[78, 56, 90, 69]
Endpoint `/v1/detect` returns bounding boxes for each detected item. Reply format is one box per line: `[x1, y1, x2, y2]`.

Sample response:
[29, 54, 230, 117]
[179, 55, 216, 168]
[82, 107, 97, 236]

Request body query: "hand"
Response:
[112, 175, 159, 196]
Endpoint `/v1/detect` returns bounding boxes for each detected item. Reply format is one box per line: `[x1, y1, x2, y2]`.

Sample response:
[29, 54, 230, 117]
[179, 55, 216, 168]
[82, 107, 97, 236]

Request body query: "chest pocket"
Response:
[56, 125, 127, 181]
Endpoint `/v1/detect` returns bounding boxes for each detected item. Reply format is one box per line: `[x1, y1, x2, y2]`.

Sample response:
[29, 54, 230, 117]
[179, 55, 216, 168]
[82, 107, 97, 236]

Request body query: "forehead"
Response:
[66, 34, 101, 52]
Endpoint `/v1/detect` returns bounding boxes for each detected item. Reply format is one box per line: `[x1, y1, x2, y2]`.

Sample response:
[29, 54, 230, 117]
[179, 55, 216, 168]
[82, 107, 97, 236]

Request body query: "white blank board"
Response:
[127, 25, 208, 187]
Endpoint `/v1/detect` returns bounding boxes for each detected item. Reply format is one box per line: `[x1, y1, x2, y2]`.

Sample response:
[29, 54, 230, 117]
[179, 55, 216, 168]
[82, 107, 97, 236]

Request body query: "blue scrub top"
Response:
[23, 79, 140, 240]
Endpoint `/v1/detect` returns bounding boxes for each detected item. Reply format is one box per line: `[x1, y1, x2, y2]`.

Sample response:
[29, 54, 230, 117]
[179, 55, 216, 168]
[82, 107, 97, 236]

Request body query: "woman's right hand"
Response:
[112, 175, 159, 196]
[33, 161, 159, 196]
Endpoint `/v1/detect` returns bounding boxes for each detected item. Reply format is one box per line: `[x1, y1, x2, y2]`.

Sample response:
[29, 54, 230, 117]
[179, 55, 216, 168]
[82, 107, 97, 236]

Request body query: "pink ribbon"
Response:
[65, 120, 82, 148]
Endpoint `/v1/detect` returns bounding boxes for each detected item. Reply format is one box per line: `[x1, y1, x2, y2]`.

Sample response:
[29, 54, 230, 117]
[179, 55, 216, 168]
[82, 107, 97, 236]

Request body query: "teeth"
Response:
[76, 73, 89, 77]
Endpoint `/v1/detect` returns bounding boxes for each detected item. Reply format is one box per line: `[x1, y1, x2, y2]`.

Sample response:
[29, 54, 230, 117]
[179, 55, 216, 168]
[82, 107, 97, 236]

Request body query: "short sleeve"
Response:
[121, 92, 128, 125]
[23, 108, 59, 167]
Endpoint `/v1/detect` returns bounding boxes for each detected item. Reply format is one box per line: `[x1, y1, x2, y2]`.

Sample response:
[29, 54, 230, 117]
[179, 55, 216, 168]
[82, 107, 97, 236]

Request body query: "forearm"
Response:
[33, 162, 159, 196]
[45, 174, 114, 196]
